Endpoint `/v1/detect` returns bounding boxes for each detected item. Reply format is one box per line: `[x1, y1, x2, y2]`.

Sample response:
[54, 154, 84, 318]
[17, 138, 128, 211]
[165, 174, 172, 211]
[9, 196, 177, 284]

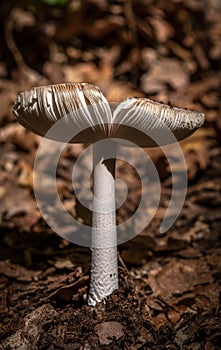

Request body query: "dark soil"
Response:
[0, 0, 221, 349]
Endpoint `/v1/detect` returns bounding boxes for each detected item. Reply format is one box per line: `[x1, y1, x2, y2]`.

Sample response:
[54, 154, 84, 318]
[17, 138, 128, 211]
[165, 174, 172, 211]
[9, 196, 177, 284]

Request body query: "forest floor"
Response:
[0, 0, 221, 349]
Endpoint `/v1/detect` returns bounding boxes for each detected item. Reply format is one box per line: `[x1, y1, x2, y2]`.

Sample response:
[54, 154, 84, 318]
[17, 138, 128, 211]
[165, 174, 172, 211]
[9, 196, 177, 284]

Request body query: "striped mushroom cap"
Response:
[13, 83, 205, 146]
[112, 98, 205, 147]
[13, 83, 112, 143]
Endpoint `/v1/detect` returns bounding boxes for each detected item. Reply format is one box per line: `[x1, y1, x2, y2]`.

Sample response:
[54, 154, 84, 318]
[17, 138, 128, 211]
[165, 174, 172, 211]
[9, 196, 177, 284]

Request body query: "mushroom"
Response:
[13, 82, 205, 306]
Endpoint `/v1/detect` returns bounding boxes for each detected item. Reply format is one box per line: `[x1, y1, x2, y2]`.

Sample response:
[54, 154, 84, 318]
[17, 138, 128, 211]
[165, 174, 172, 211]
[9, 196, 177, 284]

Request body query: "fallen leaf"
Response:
[0, 260, 41, 282]
[141, 58, 189, 93]
[148, 259, 213, 301]
[48, 276, 89, 301]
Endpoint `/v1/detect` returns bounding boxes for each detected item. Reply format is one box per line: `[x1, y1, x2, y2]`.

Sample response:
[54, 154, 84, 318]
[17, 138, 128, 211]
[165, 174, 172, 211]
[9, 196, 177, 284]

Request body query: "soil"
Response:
[0, 0, 221, 349]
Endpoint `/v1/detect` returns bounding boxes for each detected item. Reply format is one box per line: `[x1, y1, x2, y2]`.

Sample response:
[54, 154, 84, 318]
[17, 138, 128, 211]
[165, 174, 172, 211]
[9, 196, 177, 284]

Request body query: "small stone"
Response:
[94, 321, 124, 345]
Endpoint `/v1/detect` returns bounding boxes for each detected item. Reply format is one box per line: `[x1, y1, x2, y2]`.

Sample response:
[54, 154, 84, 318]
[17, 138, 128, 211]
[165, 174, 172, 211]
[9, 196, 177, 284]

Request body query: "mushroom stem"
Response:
[88, 139, 118, 306]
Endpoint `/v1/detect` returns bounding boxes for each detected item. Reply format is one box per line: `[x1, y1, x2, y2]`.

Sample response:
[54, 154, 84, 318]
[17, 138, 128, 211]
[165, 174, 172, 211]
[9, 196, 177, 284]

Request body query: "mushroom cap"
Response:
[13, 82, 113, 144]
[112, 97, 205, 147]
[13, 83, 205, 147]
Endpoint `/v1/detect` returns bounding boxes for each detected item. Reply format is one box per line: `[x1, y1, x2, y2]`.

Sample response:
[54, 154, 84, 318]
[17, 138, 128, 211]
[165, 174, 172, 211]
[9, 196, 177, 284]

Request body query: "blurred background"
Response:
[0, 0, 221, 348]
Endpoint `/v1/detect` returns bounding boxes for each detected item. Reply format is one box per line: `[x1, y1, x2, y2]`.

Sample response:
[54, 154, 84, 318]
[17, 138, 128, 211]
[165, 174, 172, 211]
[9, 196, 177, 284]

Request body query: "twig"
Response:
[118, 251, 130, 276]
[4, 8, 48, 84]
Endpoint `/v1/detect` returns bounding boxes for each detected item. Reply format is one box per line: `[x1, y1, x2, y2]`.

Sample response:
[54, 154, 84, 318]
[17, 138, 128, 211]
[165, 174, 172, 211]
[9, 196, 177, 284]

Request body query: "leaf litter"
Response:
[0, 0, 221, 348]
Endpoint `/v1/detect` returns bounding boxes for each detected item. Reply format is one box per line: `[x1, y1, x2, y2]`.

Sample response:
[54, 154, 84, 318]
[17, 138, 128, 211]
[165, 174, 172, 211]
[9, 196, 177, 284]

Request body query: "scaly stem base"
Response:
[88, 140, 118, 306]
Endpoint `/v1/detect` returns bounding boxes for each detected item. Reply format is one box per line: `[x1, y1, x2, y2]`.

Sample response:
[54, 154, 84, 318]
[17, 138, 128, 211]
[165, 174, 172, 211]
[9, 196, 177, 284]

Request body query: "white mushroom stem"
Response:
[88, 140, 118, 306]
